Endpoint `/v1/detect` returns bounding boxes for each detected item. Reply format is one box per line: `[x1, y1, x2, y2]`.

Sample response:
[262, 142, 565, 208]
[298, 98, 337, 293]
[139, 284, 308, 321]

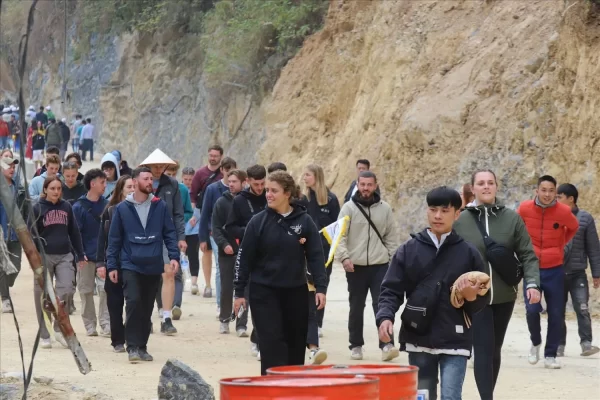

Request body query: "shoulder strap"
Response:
[76, 199, 101, 223]
[205, 171, 218, 189]
[352, 199, 385, 246]
[470, 212, 488, 239]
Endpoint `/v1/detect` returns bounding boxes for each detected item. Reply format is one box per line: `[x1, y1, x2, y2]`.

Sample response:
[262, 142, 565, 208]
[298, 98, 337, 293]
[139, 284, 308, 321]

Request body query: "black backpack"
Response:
[195, 171, 218, 209]
[472, 213, 523, 286]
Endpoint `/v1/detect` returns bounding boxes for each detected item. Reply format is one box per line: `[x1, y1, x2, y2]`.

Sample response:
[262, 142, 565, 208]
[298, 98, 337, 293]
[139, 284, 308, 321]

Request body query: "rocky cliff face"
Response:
[2, 0, 599, 239]
[258, 0, 600, 238]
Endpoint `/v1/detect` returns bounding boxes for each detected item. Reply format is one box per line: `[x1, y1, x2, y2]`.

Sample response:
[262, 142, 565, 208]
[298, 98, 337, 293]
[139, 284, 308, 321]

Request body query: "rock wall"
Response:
[257, 0, 600, 239]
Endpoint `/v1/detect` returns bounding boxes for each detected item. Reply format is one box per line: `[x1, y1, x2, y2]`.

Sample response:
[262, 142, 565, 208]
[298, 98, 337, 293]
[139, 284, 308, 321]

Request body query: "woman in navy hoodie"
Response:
[29, 176, 85, 350]
[233, 171, 328, 375]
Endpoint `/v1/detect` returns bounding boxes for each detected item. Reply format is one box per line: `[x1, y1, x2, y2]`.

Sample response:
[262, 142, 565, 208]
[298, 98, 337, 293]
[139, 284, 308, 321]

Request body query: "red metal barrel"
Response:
[267, 364, 418, 400]
[220, 375, 379, 400]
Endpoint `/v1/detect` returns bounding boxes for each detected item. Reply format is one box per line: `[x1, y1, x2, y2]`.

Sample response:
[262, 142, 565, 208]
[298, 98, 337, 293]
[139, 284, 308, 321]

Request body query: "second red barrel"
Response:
[267, 364, 418, 400]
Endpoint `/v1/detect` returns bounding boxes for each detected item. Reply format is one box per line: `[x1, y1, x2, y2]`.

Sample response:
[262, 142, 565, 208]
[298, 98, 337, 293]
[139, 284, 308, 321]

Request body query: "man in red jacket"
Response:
[518, 175, 579, 370]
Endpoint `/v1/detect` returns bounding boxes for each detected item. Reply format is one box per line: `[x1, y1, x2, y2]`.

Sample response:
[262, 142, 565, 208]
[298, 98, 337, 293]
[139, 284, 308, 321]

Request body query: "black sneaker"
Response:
[139, 349, 154, 361]
[161, 318, 177, 336]
[128, 348, 141, 363]
[113, 344, 126, 353]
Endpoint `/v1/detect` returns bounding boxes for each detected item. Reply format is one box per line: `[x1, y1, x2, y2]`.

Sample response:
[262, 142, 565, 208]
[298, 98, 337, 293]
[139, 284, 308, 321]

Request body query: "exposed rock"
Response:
[0, 383, 20, 400]
[33, 376, 54, 385]
[157, 359, 215, 400]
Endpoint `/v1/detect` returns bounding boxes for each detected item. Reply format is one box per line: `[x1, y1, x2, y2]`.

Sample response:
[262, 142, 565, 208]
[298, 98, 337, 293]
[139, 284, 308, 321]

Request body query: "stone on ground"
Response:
[157, 359, 215, 400]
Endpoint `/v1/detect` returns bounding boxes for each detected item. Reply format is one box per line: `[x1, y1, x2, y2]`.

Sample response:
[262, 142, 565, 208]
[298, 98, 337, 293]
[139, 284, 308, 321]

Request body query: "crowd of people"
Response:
[0, 129, 599, 399]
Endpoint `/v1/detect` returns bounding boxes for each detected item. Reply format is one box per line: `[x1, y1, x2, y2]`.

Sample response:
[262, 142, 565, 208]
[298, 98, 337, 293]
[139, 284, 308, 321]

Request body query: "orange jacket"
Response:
[517, 199, 579, 269]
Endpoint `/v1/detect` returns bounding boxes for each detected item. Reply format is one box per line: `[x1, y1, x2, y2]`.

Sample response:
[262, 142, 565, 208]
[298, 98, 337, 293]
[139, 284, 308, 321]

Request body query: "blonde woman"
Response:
[300, 164, 340, 335]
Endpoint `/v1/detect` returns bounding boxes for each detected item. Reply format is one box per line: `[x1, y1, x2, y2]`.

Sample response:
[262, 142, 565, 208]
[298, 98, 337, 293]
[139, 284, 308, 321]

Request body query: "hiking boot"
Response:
[318, 327, 323, 338]
[581, 342, 600, 357]
[237, 328, 248, 338]
[308, 348, 328, 365]
[54, 331, 68, 348]
[250, 343, 259, 357]
[161, 318, 177, 336]
[172, 306, 182, 321]
[2, 299, 12, 313]
[203, 287, 212, 298]
[128, 348, 142, 363]
[557, 345, 565, 357]
[113, 344, 126, 353]
[382, 343, 400, 362]
[139, 349, 154, 361]
[100, 327, 111, 337]
[219, 322, 230, 334]
[350, 346, 363, 361]
[528, 344, 540, 365]
[191, 284, 199, 295]
[544, 357, 561, 369]
[40, 338, 52, 349]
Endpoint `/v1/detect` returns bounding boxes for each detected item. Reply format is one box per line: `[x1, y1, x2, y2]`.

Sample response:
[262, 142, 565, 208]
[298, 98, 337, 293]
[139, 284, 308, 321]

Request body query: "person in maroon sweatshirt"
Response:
[190, 144, 223, 298]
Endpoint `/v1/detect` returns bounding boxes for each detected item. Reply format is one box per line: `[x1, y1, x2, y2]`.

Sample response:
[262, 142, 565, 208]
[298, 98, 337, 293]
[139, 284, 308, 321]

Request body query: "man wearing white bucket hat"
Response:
[139, 149, 187, 335]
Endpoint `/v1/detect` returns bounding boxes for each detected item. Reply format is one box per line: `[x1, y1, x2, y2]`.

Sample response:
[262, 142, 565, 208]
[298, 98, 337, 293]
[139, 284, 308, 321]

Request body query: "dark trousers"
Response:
[250, 282, 308, 375]
[0, 241, 22, 300]
[307, 290, 319, 347]
[81, 138, 93, 161]
[409, 352, 468, 400]
[561, 271, 593, 345]
[185, 234, 200, 277]
[104, 270, 125, 347]
[155, 267, 184, 309]
[219, 254, 249, 329]
[317, 263, 332, 328]
[346, 264, 390, 349]
[473, 301, 515, 400]
[525, 265, 565, 357]
[122, 270, 161, 350]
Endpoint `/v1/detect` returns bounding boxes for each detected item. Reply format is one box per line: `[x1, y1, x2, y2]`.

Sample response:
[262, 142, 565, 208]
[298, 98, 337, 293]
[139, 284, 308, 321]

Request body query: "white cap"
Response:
[46, 105, 51, 110]
[10, 106, 16, 112]
[2, 108, 10, 113]
[139, 149, 176, 166]
[28, 106, 35, 111]
[61, 118, 67, 123]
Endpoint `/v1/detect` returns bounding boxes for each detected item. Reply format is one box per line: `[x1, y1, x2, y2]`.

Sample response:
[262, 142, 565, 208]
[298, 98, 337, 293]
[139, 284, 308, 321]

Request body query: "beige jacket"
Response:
[335, 196, 398, 266]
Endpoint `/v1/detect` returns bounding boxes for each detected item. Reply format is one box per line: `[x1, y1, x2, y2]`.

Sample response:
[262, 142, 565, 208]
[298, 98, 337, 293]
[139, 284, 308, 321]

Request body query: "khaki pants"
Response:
[77, 261, 109, 334]
[34, 253, 75, 340]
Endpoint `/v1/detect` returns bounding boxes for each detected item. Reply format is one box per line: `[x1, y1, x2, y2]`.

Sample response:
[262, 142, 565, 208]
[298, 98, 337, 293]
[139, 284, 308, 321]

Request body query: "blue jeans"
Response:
[209, 236, 221, 307]
[524, 265, 565, 357]
[408, 352, 467, 400]
[0, 136, 9, 150]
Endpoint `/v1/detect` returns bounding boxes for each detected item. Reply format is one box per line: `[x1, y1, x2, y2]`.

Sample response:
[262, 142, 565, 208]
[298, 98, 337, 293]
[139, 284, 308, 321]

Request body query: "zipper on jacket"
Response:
[367, 206, 371, 266]
[485, 208, 494, 304]
[540, 208, 545, 268]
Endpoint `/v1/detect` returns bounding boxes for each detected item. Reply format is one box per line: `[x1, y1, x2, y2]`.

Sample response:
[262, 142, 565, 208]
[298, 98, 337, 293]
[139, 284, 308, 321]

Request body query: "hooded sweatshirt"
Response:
[225, 188, 267, 246]
[334, 192, 398, 266]
[29, 198, 84, 259]
[29, 172, 49, 200]
[100, 152, 121, 199]
[106, 193, 179, 275]
[233, 205, 327, 297]
[199, 180, 229, 243]
[211, 191, 235, 256]
[62, 181, 87, 204]
[72, 194, 109, 261]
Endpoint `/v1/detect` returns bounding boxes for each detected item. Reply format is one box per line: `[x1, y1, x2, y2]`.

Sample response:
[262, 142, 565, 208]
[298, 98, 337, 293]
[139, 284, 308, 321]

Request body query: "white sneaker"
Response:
[250, 343, 259, 357]
[350, 346, 363, 360]
[237, 328, 248, 338]
[528, 344, 541, 365]
[2, 299, 12, 313]
[318, 327, 323, 338]
[544, 357, 561, 369]
[308, 348, 328, 365]
[172, 306, 182, 321]
[257, 351, 261, 361]
[54, 332, 68, 348]
[40, 338, 52, 349]
[219, 322, 230, 334]
[191, 284, 199, 295]
[381, 343, 400, 362]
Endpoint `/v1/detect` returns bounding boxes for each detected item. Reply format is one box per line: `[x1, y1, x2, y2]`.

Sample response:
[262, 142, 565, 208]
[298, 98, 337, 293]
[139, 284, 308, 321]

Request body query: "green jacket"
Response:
[453, 202, 540, 305]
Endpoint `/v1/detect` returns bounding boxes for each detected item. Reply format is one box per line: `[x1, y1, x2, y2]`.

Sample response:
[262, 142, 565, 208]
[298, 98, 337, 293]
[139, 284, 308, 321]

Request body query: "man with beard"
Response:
[335, 170, 399, 362]
[191, 145, 223, 298]
[106, 167, 179, 363]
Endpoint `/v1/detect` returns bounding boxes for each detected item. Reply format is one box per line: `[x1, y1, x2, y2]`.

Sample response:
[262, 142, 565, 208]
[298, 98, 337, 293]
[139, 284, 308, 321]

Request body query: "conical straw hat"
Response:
[139, 149, 176, 166]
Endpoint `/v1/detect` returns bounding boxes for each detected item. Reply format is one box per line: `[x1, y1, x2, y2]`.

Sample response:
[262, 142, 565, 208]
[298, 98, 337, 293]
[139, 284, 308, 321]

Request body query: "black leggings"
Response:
[472, 301, 515, 400]
[185, 234, 200, 277]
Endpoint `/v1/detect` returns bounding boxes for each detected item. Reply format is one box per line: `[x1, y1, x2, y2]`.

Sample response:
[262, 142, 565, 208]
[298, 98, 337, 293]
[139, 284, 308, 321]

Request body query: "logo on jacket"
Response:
[320, 208, 330, 214]
[290, 224, 302, 235]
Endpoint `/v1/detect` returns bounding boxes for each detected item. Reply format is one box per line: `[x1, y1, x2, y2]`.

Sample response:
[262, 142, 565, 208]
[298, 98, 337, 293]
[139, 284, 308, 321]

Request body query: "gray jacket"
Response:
[564, 208, 600, 277]
[155, 174, 185, 241]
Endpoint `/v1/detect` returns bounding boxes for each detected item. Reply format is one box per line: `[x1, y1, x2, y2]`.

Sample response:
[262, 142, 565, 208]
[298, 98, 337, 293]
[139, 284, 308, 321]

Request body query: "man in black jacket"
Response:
[377, 187, 488, 400]
[58, 119, 70, 159]
[212, 169, 247, 335]
[225, 164, 267, 358]
[343, 159, 379, 203]
[557, 183, 600, 356]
